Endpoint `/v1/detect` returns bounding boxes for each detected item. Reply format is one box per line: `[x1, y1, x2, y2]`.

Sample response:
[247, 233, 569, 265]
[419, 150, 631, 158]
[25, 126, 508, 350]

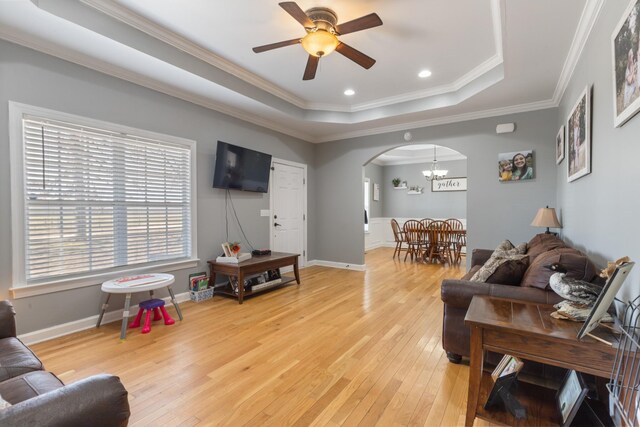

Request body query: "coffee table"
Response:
[96, 273, 183, 340]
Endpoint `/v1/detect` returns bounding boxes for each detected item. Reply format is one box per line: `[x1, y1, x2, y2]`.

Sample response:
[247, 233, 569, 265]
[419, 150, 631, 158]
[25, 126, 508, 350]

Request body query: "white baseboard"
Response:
[307, 260, 366, 271]
[18, 292, 190, 346]
[365, 242, 384, 251]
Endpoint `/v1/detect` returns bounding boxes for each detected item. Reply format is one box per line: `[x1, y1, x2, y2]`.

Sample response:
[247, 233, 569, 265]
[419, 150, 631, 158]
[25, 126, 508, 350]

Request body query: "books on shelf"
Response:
[216, 252, 252, 263]
[188, 272, 209, 292]
[491, 355, 524, 382]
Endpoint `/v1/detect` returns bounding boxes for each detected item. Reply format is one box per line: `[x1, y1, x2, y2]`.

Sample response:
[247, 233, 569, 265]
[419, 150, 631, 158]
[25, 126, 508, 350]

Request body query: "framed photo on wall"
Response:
[612, 0, 640, 127]
[556, 126, 565, 164]
[567, 86, 591, 182]
[498, 150, 534, 182]
[373, 183, 380, 201]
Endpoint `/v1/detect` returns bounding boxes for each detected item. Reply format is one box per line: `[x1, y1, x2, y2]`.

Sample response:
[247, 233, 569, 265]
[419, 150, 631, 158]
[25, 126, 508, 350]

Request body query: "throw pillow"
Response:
[470, 240, 528, 283]
[521, 248, 598, 290]
[526, 233, 567, 261]
[486, 257, 530, 285]
[0, 394, 11, 409]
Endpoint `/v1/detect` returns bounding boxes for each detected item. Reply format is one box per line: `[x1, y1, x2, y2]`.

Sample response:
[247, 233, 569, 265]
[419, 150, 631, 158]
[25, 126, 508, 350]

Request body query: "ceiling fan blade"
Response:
[279, 2, 315, 29]
[303, 55, 319, 80]
[336, 42, 376, 69]
[252, 38, 301, 53]
[335, 13, 382, 35]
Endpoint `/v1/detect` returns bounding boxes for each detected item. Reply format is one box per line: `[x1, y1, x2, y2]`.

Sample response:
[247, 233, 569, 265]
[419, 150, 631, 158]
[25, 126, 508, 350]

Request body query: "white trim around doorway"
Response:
[269, 158, 308, 267]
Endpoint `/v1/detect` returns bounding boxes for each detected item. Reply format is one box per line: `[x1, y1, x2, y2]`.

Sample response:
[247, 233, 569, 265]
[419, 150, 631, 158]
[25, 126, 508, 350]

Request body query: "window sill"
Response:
[10, 258, 200, 299]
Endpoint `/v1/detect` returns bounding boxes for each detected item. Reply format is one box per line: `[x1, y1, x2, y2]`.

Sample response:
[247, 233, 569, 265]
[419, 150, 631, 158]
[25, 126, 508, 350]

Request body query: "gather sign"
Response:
[431, 177, 467, 192]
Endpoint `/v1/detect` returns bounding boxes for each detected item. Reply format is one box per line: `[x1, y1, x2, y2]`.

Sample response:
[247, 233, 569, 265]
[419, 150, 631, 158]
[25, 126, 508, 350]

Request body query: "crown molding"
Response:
[0, 28, 314, 142]
[312, 98, 557, 143]
[3, 0, 601, 145]
[82, 0, 505, 115]
[81, 0, 308, 110]
[552, 0, 604, 104]
[310, 54, 504, 112]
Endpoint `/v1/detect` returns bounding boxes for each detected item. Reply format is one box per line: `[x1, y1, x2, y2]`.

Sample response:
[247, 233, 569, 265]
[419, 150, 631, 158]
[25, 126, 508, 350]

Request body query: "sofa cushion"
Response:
[0, 338, 44, 382]
[521, 248, 598, 290]
[526, 233, 567, 261]
[0, 371, 64, 405]
[486, 257, 530, 286]
[470, 240, 528, 283]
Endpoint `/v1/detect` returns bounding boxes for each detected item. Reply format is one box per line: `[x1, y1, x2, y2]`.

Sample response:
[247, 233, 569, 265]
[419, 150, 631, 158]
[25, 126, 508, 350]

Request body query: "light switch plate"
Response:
[260, 209, 270, 217]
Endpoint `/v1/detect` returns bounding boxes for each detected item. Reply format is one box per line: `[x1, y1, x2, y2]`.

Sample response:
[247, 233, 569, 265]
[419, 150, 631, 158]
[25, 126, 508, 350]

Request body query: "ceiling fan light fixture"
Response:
[301, 30, 339, 57]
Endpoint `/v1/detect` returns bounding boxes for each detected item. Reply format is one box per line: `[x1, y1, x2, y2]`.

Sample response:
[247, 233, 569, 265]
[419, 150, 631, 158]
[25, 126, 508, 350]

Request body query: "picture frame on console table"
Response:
[556, 370, 588, 427]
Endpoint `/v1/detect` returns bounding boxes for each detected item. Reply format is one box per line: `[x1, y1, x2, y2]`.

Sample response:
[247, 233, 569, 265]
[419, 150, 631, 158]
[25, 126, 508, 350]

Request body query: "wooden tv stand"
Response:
[207, 252, 300, 304]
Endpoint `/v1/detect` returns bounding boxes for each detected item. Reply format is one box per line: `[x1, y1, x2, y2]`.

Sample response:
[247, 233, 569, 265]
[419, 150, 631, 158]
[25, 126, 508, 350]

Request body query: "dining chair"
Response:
[445, 219, 464, 264]
[402, 220, 427, 262]
[426, 220, 453, 264]
[455, 229, 467, 264]
[390, 219, 408, 259]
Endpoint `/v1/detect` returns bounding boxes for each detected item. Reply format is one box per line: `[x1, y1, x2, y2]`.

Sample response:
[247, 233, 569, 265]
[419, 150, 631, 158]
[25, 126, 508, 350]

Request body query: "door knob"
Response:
[274, 222, 282, 227]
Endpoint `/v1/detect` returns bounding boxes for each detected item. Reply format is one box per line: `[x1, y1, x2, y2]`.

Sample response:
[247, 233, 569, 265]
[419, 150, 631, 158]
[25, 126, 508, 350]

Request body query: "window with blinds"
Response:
[20, 115, 194, 284]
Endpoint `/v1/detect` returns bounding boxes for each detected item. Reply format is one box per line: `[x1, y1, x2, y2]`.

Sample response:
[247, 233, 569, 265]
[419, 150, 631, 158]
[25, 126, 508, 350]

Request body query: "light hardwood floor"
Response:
[32, 247, 487, 426]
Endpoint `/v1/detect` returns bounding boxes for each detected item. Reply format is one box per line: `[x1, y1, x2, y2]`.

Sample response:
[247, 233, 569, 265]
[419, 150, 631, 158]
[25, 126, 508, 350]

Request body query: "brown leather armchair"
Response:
[0, 301, 130, 426]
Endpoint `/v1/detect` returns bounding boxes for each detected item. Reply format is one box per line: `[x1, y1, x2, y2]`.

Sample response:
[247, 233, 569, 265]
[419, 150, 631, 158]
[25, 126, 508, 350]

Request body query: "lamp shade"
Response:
[531, 207, 562, 229]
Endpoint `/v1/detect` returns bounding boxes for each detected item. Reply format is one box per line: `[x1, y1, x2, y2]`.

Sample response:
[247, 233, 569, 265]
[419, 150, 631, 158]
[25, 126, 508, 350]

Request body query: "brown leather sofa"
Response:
[0, 300, 130, 426]
[441, 234, 600, 363]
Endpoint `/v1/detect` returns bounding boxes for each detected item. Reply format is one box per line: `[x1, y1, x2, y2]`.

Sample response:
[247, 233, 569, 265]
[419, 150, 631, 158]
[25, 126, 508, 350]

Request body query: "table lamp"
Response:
[531, 206, 562, 234]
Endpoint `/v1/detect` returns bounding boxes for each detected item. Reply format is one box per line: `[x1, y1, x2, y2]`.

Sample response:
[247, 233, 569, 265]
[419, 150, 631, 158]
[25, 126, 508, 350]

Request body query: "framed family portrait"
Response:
[612, 0, 640, 127]
[498, 150, 534, 182]
[567, 86, 591, 182]
[556, 126, 565, 164]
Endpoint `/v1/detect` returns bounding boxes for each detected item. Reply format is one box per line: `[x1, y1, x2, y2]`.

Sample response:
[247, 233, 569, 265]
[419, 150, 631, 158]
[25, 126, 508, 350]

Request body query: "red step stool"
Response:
[129, 298, 175, 334]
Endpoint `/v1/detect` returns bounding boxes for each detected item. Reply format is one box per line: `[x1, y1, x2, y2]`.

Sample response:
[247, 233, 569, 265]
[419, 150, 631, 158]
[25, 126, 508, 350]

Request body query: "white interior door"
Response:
[270, 160, 306, 266]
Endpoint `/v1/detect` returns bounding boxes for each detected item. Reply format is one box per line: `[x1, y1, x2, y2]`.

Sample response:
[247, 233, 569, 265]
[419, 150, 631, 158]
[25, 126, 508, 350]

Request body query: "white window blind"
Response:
[21, 115, 193, 284]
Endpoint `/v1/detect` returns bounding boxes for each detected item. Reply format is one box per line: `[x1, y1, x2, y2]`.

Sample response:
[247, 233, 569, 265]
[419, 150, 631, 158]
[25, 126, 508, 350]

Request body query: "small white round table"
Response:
[96, 273, 183, 340]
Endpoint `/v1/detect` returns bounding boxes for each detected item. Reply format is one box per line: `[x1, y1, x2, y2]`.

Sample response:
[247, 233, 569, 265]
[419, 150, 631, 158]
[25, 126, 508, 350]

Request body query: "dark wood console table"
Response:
[207, 252, 300, 304]
[464, 296, 617, 427]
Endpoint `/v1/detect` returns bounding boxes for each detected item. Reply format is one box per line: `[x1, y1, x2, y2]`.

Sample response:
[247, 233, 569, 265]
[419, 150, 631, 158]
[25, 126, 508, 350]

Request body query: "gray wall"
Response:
[0, 40, 316, 333]
[363, 163, 383, 218]
[556, 1, 640, 301]
[315, 109, 558, 265]
[381, 160, 467, 219]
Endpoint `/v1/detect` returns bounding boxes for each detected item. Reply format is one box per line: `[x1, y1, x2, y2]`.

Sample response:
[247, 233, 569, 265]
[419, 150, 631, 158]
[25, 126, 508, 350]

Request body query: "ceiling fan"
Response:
[252, 2, 383, 81]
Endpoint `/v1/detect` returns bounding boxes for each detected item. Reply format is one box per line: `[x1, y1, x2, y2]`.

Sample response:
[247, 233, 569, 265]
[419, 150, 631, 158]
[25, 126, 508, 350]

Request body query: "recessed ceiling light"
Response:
[418, 69, 432, 78]
[344, 89, 355, 96]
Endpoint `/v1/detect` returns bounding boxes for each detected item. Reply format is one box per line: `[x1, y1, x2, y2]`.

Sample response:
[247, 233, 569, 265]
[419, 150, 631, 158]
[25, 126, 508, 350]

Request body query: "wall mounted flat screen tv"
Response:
[212, 141, 272, 193]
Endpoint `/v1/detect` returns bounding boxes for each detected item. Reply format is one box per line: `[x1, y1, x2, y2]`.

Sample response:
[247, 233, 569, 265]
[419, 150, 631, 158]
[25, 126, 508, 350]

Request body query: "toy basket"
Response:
[190, 287, 214, 303]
